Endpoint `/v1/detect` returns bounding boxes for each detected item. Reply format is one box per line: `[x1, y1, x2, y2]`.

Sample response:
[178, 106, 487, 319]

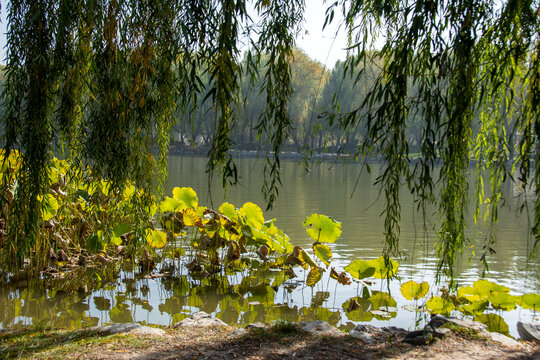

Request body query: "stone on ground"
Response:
[91, 323, 166, 336]
[172, 311, 227, 327]
[517, 322, 540, 342]
[479, 330, 522, 348]
[349, 329, 375, 343]
[297, 320, 344, 337]
[429, 315, 487, 333]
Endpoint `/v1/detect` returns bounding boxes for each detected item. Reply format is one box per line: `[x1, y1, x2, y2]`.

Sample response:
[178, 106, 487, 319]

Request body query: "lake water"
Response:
[1, 155, 538, 337]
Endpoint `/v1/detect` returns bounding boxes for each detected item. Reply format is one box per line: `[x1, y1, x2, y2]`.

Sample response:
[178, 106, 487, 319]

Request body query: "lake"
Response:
[1, 154, 538, 337]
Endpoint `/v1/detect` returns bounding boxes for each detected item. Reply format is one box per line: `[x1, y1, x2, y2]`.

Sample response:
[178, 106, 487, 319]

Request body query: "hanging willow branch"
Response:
[331, 0, 539, 281]
[0, 0, 304, 271]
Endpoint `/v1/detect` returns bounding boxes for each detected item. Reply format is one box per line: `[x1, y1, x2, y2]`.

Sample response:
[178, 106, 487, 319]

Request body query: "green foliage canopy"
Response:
[0, 0, 539, 280]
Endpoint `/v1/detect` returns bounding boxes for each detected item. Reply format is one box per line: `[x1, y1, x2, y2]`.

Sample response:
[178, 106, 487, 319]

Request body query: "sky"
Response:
[0, 1, 348, 68]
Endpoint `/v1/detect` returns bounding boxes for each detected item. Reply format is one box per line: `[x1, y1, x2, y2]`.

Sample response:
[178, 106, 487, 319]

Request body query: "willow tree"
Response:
[327, 0, 539, 280]
[0, 0, 539, 279]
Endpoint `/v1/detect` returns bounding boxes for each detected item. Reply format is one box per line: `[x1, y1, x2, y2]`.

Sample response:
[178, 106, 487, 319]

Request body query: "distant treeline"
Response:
[170, 49, 523, 159]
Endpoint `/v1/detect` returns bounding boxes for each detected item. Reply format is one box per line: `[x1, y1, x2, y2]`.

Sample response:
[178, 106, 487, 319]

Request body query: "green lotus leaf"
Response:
[313, 244, 333, 267]
[301, 307, 341, 325]
[112, 222, 131, 237]
[240, 202, 264, 230]
[271, 231, 293, 254]
[517, 293, 540, 310]
[369, 291, 397, 310]
[400, 280, 430, 300]
[425, 296, 455, 315]
[40, 193, 60, 221]
[160, 196, 180, 213]
[306, 267, 323, 287]
[459, 300, 488, 315]
[300, 249, 318, 269]
[172, 186, 198, 210]
[488, 293, 517, 311]
[271, 270, 290, 288]
[369, 256, 399, 279]
[87, 230, 105, 253]
[219, 202, 238, 222]
[474, 313, 509, 335]
[303, 214, 342, 243]
[145, 229, 167, 249]
[344, 259, 376, 280]
[342, 297, 372, 322]
[457, 285, 484, 302]
[311, 291, 331, 307]
[123, 184, 135, 200]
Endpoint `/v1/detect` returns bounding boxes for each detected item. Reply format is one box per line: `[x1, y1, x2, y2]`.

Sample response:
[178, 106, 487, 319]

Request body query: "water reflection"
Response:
[0, 155, 538, 339]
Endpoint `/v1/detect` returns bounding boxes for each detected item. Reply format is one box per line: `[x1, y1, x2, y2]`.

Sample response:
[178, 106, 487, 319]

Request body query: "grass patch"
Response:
[440, 323, 485, 341]
[0, 327, 157, 359]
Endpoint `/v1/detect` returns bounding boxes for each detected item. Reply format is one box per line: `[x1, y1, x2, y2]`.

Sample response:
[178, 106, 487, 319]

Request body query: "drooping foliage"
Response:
[0, 0, 538, 281]
[0, 0, 304, 270]
[325, 0, 540, 281]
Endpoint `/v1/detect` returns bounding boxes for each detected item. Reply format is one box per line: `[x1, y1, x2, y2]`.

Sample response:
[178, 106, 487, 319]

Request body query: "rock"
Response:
[355, 324, 382, 334]
[517, 322, 540, 342]
[91, 323, 166, 336]
[382, 326, 408, 336]
[480, 331, 522, 348]
[227, 323, 267, 337]
[246, 322, 267, 330]
[349, 329, 375, 343]
[431, 327, 452, 338]
[402, 329, 434, 345]
[297, 320, 344, 337]
[428, 315, 487, 333]
[227, 328, 249, 337]
[172, 311, 227, 327]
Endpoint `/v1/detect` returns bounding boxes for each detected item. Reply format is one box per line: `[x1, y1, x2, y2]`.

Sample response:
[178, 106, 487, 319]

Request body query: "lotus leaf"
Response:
[94, 296, 111, 311]
[425, 296, 455, 315]
[87, 231, 105, 253]
[474, 313, 509, 335]
[112, 222, 131, 237]
[330, 267, 352, 285]
[226, 240, 240, 262]
[301, 307, 341, 325]
[369, 256, 399, 279]
[306, 267, 323, 287]
[459, 300, 488, 315]
[40, 193, 60, 221]
[344, 259, 376, 280]
[313, 244, 332, 267]
[271, 270, 289, 288]
[160, 197, 181, 213]
[240, 202, 264, 230]
[369, 291, 397, 310]
[300, 249, 318, 269]
[247, 285, 275, 305]
[183, 208, 203, 227]
[400, 280, 429, 300]
[311, 291, 331, 307]
[172, 187, 198, 209]
[488, 293, 517, 311]
[145, 229, 167, 249]
[517, 293, 540, 310]
[303, 214, 342, 243]
[342, 297, 373, 321]
[219, 202, 238, 222]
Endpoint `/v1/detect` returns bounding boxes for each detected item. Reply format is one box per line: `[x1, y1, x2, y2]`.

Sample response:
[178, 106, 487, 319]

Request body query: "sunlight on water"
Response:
[1, 155, 538, 339]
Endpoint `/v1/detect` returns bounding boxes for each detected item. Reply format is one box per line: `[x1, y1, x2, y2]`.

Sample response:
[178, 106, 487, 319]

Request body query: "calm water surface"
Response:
[1, 155, 538, 337]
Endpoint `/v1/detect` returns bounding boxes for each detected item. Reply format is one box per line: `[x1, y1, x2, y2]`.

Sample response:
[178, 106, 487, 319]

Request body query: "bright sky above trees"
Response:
[1, 0, 348, 67]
